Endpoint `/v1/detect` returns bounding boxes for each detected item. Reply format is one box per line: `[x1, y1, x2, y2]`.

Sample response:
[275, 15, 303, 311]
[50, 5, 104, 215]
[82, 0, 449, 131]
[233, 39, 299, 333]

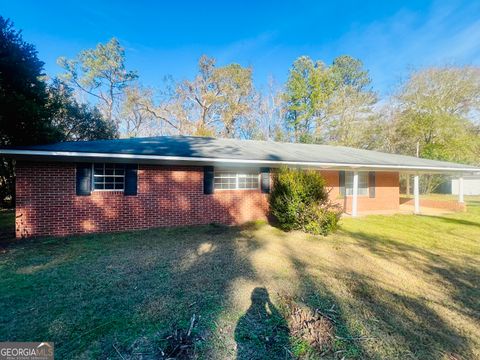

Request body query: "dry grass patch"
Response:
[279, 294, 335, 356]
[0, 197, 479, 359]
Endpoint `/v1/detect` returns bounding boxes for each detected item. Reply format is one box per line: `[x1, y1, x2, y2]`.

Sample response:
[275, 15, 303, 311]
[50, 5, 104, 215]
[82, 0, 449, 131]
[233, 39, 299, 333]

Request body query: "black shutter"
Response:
[369, 171, 376, 198]
[203, 166, 214, 194]
[76, 163, 92, 196]
[260, 167, 271, 193]
[339, 171, 345, 197]
[124, 164, 138, 196]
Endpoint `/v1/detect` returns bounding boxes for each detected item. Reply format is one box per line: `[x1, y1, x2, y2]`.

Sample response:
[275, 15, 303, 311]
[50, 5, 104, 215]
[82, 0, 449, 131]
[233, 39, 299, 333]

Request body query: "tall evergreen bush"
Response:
[269, 167, 341, 235]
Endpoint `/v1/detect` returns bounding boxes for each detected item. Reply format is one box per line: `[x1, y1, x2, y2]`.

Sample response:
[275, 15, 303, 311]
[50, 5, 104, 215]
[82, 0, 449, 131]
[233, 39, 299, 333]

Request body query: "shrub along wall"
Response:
[269, 168, 342, 235]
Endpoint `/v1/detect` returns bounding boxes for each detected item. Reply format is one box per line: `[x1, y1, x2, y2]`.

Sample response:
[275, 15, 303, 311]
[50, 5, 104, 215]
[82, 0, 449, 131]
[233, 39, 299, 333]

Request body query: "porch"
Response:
[342, 171, 468, 217]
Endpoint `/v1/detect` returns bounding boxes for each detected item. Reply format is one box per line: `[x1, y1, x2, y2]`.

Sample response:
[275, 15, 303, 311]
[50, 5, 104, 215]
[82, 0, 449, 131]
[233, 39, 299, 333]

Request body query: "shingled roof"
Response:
[1, 135, 479, 173]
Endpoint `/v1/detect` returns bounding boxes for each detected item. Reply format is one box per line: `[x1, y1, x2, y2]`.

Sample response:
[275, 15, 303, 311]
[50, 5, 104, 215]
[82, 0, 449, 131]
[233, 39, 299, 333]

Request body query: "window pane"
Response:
[238, 176, 258, 189]
[94, 166, 104, 175]
[214, 170, 259, 190]
[358, 188, 368, 196]
[345, 172, 368, 195]
[92, 163, 125, 191]
[214, 171, 236, 189]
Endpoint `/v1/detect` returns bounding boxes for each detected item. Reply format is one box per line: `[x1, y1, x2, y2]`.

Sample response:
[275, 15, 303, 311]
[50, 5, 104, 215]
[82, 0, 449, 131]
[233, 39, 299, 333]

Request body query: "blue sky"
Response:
[3, 0, 480, 96]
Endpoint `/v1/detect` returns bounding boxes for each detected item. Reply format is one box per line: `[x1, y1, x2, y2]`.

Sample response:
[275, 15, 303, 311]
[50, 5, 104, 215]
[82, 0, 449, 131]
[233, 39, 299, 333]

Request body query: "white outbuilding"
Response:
[451, 175, 480, 196]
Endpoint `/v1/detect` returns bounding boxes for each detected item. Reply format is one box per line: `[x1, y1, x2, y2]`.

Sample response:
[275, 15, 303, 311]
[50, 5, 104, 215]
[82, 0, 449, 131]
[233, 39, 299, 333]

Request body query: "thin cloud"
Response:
[215, 32, 277, 65]
[327, 1, 480, 95]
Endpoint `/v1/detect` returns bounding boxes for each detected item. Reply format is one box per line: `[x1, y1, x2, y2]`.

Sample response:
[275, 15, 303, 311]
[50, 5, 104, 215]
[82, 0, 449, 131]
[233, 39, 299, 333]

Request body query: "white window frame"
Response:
[345, 171, 368, 196]
[92, 163, 125, 191]
[214, 169, 260, 190]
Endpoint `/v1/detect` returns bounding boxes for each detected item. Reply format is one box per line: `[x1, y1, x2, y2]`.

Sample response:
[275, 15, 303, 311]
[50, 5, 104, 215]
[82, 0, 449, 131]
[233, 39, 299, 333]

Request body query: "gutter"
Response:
[1, 149, 479, 173]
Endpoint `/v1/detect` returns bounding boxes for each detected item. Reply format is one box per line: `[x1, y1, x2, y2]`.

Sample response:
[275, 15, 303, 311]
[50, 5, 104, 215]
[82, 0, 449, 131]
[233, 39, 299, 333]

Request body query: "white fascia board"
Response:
[1, 149, 480, 173]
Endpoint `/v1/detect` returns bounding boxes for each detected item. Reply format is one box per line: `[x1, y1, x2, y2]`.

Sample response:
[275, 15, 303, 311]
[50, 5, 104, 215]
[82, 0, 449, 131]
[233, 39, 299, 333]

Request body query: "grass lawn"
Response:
[1, 197, 479, 359]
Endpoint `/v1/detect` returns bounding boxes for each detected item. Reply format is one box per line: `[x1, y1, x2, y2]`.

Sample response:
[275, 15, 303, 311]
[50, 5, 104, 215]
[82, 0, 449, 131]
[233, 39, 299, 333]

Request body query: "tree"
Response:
[330, 55, 370, 89]
[0, 17, 59, 206]
[283, 56, 335, 143]
[324, 56, 377, 148]
[0, 19, 121, 206]
[172, 55, 254, 136]
[239, 78, 286, 141]
[121, 84, 177, 137]
[0, 17, 58, 146]
[393, 67, 480, 162]
[282, 55, 376, 145]
[117, 56, 255, 138]
[58, 38, 138, 130]
[47, 80, 118, 141]
[386, 66, 480, 192]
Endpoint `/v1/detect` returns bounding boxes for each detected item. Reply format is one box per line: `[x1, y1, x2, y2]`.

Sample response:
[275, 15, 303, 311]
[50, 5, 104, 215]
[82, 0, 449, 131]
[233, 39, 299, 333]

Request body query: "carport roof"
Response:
[1, 135, 479, 173]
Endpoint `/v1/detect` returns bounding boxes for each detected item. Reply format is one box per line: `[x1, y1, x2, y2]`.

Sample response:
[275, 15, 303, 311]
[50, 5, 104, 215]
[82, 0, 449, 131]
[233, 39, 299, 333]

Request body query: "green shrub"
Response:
[269, 167, 341, 235]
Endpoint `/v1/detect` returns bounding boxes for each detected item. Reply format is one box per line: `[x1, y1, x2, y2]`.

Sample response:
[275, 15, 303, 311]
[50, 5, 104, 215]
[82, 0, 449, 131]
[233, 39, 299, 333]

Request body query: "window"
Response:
[93, 163, 125, 191]
[214, 170, 260, 190]
[345, 171, 368, 196]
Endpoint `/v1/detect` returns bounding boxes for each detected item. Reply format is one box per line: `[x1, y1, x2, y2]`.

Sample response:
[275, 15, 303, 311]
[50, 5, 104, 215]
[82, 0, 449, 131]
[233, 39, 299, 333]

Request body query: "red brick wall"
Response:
[15, 162, 269, 238]
[15, 162, 401, 238]
[320, 170, 400, 213]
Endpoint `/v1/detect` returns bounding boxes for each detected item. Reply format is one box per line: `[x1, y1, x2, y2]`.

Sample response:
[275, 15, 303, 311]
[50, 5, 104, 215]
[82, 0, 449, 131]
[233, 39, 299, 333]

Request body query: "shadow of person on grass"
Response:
[235, 287, 291, 360]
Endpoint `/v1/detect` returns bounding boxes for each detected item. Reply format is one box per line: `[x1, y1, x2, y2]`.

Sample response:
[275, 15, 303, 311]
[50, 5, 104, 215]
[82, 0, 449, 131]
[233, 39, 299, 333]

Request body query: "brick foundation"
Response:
[16, 162, 401, 238]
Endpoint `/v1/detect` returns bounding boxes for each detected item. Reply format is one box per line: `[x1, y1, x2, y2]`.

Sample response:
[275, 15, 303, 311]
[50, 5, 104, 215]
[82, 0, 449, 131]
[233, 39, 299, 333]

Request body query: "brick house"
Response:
[2, 136, 478, 238]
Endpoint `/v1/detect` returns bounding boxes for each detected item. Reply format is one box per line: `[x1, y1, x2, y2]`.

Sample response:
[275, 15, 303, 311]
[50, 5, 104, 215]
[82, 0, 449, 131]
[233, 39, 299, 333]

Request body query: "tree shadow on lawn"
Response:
[337, 229, 478, 359]
[419, 215, 480, 228]
[1, 221, 360, 359]
[341, 228, 480, 318]
[0, 224, 266, 358]
[229, 228, 368, 359]
[281, 234, 477, 359]
[281, 245, 367, 359]
[345, 272, 473, 359]
[2, 221, 478, 359]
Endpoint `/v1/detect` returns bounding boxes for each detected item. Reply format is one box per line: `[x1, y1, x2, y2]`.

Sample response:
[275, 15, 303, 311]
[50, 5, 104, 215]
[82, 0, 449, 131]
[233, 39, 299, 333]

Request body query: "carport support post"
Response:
[352, 171, 359, 217]
[414, 174, 420, 214]
[406, 175, 410, 196]
[458, 176, 464, 203]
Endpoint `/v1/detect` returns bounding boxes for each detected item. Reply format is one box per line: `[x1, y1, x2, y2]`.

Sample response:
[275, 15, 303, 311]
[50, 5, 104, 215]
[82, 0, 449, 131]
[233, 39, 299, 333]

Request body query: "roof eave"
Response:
[1, 149, 479, 174]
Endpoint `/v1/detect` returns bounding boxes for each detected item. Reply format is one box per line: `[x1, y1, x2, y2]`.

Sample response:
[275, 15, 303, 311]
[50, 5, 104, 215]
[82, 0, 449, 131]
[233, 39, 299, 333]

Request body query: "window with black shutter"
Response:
[213, 169, 260, 190]
[93, 164, 125, 191]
